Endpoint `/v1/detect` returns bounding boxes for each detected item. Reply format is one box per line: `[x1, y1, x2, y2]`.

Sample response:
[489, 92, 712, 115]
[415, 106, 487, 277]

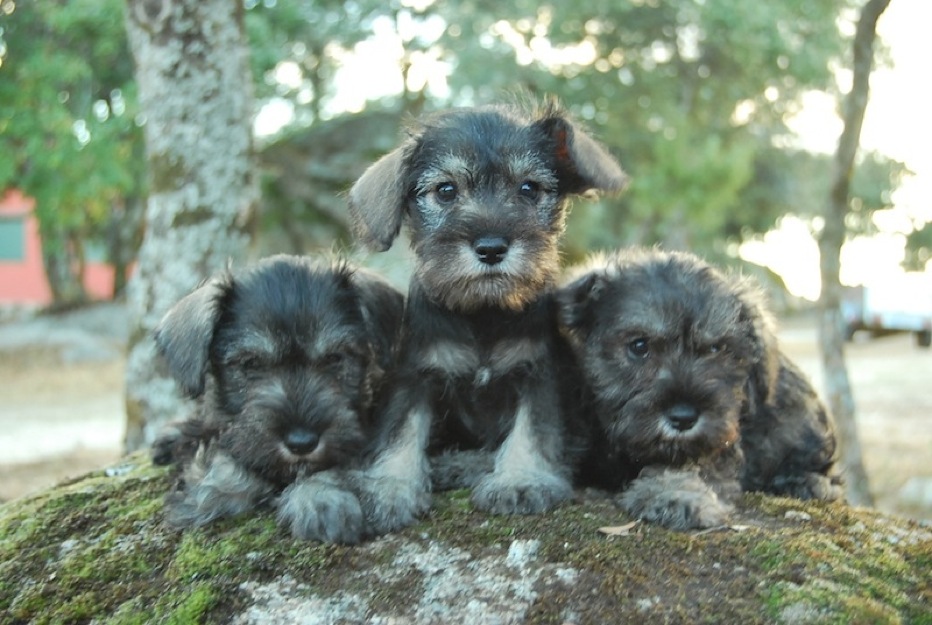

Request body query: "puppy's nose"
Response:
[473, 236, 510, 265]
[283, 428, 320, 455]
[667, 404, 699, 432]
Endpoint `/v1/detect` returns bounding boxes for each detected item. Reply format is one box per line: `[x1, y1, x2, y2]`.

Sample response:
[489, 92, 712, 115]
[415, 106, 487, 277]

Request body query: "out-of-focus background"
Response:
[0, 0, 929, 519]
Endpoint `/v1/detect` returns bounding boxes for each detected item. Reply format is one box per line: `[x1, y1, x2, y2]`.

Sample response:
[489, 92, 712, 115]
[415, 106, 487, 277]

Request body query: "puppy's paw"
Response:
[164, 451, 272, 527]
[770, 471, 845, 503]
[620, 469, 732, 530]
[358, 476, 431, 536]
[277, 477, 365, 544]
[471, 470, 572, 515]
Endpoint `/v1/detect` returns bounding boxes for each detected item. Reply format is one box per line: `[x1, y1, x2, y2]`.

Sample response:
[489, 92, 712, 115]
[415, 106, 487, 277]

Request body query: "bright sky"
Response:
[256, 4, 931, 301]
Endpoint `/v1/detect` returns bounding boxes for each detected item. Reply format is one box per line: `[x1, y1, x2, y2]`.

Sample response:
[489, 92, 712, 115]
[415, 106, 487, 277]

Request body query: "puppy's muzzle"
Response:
[666, 403, 699, 432]
[473, 236, 510, 265]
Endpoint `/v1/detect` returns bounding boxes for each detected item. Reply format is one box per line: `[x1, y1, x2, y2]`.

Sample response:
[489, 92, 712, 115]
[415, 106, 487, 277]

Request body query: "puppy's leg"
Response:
[472, 390, 573, 515]
[431, 449, 496, 491]
[357, 394, 433, 535]
[742, 358, 845, 502]
[165, 448, 274, 527]
[619, 466, 733, 530]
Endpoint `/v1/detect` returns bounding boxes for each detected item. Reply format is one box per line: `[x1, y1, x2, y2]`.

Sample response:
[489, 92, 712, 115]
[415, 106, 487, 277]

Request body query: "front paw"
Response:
[620, 469, 732, 530]
[358, 476, 431, 536]
[277, 477, 365, 544]
[769, 471, 845, 502]
[471, 470, 572, 515]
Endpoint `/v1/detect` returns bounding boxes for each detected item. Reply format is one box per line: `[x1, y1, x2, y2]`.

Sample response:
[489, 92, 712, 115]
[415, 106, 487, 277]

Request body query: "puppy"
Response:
[292, 100, 627, 543]
[557, 248, 843, 530]
[150, 254, 404, 533]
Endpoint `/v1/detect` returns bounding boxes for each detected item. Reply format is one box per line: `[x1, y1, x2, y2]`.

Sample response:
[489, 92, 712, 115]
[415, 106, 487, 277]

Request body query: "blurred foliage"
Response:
[0, 0, 143, 304]
[0, 0, 917, 301]
[903, 222, 932, 272]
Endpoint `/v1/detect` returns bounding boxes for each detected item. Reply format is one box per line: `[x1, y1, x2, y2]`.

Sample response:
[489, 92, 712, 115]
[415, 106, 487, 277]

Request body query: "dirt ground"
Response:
[0, 306, 929, 521]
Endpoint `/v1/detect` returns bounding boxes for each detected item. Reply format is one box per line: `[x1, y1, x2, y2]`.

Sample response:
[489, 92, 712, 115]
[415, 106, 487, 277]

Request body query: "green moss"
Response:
[2, 455, 929, 624]
[100, 597, 153, 625]
[164, 584, 220, 625]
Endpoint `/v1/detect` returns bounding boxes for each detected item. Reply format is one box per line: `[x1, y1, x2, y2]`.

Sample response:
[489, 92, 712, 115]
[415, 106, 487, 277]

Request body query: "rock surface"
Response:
[1, 453, 930, 624]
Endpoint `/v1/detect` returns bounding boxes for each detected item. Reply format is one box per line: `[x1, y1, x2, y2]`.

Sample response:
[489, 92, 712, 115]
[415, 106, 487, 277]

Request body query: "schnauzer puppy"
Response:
[557, 248, 843, 530]
[293, 100, 627, 543]
[150, 254, 404, 533]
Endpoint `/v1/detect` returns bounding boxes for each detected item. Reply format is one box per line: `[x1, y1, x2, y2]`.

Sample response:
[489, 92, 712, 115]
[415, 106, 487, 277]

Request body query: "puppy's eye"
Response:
[232, 353, 264, 370]
[627, 338, 650, 359]
[707, 342, 726, 354]
[435, 182, 458, 203]
[321, 352, 346, 368]
[518, 180, 541, 200]
[321, 351, 364, 379]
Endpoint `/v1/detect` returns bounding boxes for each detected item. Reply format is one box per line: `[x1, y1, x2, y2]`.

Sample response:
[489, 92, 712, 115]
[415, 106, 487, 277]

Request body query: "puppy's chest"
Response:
[417, 335, 548, 448]
[416, 335, 546, 389]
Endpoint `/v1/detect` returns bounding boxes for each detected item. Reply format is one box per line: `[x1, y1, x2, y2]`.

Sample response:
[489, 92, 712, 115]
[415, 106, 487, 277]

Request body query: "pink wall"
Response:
[0, 189, 118, 305]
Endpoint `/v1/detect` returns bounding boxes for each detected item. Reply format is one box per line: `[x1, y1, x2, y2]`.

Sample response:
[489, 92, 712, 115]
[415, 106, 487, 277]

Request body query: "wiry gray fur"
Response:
[150, 254, 404, 534]
[295, 100, 627, 543]
[557, 248, 843, 530]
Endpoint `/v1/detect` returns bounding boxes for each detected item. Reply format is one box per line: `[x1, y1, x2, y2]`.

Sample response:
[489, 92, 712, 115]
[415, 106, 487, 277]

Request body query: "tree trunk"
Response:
[123, 0, 258, 451]
[38, 222, 88, 309]
[817, 0, 890, 506]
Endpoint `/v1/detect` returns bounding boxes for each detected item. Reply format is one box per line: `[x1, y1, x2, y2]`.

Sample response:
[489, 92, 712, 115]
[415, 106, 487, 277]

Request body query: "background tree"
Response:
[0, 0, 144, 305]
[902, 221, 932, 272]
[817, 0, 891, 506]
[122, 0, 259, 450]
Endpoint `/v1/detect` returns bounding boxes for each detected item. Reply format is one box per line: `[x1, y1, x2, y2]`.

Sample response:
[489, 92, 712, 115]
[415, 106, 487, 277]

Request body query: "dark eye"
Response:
[518, 180, 541, 200]
[321, 352, 346, 368]
[627, 338, 650, 359]
[231, 353, 264, 370]
[707, 342, 726, 355]
[435, 182, 457, 203]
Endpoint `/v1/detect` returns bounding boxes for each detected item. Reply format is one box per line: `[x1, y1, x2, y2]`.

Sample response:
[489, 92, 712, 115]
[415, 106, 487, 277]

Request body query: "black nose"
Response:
[473, 236, 510, 265]
[283, 428, 319, 455]
[666, 404, 699, 432]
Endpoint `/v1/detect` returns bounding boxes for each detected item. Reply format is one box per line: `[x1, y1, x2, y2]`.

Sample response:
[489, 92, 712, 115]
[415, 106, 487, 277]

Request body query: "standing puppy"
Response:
[295, 101, 626, 543]
[557, 248, 843, 530]
[151, 254, 404, 534]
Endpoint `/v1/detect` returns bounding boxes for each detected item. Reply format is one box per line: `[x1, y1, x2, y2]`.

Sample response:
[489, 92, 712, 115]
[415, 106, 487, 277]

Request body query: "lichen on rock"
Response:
[1, 453, 929, 624]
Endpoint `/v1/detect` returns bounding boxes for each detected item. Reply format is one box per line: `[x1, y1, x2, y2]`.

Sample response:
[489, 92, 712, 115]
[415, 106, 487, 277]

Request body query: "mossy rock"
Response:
[1, 453, 929, 625]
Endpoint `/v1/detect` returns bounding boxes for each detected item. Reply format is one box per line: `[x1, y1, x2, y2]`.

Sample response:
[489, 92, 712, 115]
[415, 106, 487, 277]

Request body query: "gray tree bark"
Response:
[817, 0, 890, 506]
[123, 0, 258, 451]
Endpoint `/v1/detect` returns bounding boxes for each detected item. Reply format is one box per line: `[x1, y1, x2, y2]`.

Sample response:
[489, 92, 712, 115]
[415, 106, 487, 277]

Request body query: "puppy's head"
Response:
[557, 248, 779, 466]
[154, 254, 404, 485]
[349, 100, 627, 313]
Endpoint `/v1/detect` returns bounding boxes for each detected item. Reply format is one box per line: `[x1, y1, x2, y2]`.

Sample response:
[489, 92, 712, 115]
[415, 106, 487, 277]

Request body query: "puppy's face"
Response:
[558, 250, 777, 466]
[403, 110, 571, 312]
[348, 103, 627, 313]
[155, 256, 404, 486]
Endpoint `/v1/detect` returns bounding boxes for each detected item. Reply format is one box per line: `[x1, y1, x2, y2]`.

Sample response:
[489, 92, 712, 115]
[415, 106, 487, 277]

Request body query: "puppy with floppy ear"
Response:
[290, 100, 626, 543]
[557, 248, 843, 530]
[150, 254, 404, 536]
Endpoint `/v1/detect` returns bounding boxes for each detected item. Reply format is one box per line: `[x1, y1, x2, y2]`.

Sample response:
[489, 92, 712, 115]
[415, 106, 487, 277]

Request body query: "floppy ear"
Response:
[556, 271, 606, 337]
[736, 280, 781, 411]
[153, 277, 228, 398]
[349, 268, 406, 372]
[348, 142, 412, 252]
[535, 114, 628, 196]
